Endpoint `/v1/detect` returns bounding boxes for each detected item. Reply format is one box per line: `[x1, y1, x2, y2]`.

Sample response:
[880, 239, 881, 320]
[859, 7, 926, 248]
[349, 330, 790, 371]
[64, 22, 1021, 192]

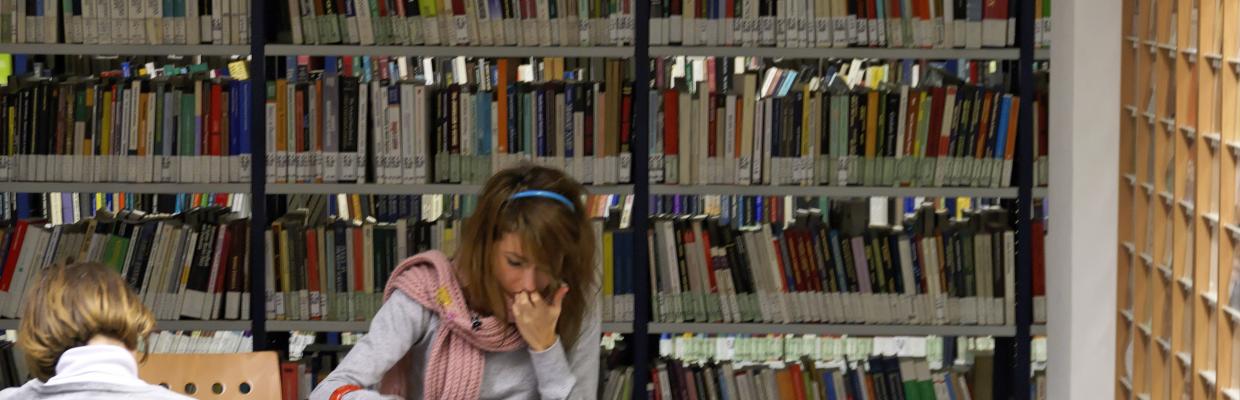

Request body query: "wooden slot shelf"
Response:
[1225, 389, 1240, 400]
[1179, 352, 1194, 367]
[1225, 306, 1240, 324]
[1183, 125, 1199, 138]
[1203, 291, 1220, 308]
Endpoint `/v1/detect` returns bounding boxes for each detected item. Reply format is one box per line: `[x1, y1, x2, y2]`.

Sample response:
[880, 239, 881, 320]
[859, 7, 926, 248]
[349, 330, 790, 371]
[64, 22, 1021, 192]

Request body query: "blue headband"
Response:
[509, 190, 576, 211]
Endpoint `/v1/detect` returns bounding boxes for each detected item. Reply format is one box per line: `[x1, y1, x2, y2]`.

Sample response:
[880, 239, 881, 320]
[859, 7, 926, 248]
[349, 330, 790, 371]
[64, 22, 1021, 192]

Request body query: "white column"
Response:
[1048, 0, 1120, 398]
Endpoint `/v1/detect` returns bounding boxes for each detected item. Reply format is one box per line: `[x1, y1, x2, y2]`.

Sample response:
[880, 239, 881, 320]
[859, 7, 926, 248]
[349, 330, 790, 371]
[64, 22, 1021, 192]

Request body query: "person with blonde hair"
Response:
[311, 164, 600, 400]
[0, 262, 191, 399]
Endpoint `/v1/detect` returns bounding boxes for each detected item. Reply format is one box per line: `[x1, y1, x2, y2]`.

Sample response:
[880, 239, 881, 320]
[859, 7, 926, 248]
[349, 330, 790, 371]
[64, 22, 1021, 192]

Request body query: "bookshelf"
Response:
[1121, 0, 1240, 397]
[0, 0, 1049, 397]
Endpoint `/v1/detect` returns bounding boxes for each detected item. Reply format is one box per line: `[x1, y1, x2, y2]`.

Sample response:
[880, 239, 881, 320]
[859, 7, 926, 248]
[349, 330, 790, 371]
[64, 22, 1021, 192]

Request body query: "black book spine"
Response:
[339, 76, 359, 181]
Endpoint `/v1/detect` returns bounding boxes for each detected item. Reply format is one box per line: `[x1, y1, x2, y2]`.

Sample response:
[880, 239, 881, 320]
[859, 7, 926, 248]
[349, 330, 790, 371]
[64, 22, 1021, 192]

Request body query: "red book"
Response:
[210, 225, 233, 319]
[0, 220, 31, 292]
[787, 229, 806, 293]
[279, 362, 299, 400]
[352, 226, 365, 295]
[771, 236, 788, 293]
[305, 228, 322, 320]
[938, 86, 956, 158]
[925, 87, 944, 158]
[664, 90, 679, 160]
[209, 82, 223, 158]
[708, 93, 718, 161]
[699, 222, 718, 296]
[788, 363, 807, 400]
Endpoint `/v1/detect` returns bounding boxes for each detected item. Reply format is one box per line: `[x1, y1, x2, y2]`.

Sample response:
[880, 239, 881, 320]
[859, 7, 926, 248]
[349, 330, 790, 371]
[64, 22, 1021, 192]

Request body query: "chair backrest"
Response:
[138, 352, 281, 400]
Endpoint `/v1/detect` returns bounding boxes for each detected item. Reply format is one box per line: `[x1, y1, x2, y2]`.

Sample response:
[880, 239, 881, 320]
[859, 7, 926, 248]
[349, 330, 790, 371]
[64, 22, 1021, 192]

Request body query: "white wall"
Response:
[1048, 0, 1120, 398]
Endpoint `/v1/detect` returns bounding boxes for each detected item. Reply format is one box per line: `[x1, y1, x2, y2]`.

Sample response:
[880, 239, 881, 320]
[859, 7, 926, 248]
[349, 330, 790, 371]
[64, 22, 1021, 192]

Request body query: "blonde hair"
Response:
[17, 262, 155, 381]
[455, 163, 597, 350]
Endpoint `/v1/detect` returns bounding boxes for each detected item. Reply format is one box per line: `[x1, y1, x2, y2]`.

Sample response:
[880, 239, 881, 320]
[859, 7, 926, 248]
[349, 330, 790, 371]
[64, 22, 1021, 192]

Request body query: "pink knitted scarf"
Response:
[378, 250, 526, 399]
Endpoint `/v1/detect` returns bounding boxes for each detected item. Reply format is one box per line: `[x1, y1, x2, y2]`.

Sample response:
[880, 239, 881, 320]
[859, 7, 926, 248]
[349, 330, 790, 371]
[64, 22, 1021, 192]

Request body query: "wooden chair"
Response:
[138, 352, 282, 399]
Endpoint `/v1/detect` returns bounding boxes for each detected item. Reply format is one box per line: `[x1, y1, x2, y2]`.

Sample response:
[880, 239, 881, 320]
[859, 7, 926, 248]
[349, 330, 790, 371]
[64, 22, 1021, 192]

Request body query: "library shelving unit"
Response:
[0, 1, 1049, 399]
[1121, 0, 1240, 398]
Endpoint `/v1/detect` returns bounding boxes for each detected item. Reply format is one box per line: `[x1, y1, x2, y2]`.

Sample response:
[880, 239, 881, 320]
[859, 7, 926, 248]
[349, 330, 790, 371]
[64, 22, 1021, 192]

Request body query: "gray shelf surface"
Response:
[266, 45, 634, 58]
[0, 44, 249, 56]
[1, 182, 251, 194]
[266, 183, 633, 195]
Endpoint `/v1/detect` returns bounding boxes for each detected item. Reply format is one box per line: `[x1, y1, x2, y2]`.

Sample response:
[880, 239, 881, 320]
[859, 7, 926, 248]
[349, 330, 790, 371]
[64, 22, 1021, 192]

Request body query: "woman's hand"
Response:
[511, 286, 570, 352]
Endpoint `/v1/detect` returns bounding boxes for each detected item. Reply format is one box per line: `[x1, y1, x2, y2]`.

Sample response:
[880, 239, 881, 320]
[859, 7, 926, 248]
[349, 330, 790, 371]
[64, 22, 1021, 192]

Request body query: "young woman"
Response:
[311, 164, 601, 400]
[0, 262, 192, 399]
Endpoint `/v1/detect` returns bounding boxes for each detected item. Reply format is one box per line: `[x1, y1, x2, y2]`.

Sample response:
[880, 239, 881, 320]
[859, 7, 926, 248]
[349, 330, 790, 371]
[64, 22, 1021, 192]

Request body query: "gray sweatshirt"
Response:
[0, 345, 194, 400]
[308, 291, 601, 400]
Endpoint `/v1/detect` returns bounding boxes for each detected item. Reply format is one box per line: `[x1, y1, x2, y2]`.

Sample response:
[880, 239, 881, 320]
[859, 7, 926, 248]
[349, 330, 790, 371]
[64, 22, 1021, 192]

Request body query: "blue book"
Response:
[823, 370, 837, 400]
[564, 84, 574, 159]
[536, 87, 546, 158]
[993, 95, 1013, 163]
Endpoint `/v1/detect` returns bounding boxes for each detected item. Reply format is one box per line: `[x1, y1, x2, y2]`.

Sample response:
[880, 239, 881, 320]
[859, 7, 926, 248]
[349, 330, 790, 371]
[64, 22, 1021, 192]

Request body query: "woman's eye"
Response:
[507, 259, 524, 267]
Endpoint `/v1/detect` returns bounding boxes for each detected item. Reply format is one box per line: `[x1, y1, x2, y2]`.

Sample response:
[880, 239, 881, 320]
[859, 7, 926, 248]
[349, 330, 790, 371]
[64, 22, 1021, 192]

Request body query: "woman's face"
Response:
[492, 233, 555, 302]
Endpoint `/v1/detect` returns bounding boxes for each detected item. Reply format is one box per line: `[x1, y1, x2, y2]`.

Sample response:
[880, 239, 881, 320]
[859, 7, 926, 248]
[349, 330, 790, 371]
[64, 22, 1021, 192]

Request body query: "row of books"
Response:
[648, 0, 1053, 49]
[648, 59, 1048, 188]
[0, 333, 24, 389]
[138, 329, 255, 354]
[0, 0, 252, 45]
[265, 57, 634, 185]
[0, 192, 250, 229]
[263, 193, 638, 322]
[650, 357, 980, 400]
[0, 207, 253, 321]
[0, 66, 256, 184]
[649, 200, 1049, 325]
[278, 0, 635, 46]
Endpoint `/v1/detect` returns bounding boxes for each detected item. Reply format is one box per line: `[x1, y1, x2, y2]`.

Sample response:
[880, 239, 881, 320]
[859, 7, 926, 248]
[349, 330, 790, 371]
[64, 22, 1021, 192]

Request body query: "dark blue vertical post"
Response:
[248, 0, 269, 351]
[1013, 0, 1035, 397]
[631, 0, 652, 397]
